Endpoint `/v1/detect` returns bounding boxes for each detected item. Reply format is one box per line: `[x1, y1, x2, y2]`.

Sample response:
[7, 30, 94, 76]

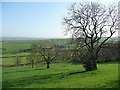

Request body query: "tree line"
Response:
[26, 39, 119, 71]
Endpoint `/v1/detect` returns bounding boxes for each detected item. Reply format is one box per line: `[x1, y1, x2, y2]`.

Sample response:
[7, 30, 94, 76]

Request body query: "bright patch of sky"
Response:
[2, 2, 71, 38]
[1, 0, 119, 38]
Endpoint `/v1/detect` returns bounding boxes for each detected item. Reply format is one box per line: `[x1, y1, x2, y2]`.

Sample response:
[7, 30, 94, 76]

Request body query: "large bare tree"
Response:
[63, 2, 118, 71]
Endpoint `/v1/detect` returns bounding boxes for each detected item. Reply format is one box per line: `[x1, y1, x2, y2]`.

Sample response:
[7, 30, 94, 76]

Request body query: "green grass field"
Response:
[1, 38, 119, 88]
[2, 57, 28, 66]
[2, 63, 118, 88]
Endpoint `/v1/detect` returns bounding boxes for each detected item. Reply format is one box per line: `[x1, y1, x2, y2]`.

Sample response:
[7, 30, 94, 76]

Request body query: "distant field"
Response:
[1, 39, 70, 66]
[2, 63, 118, 88]
[2, 37, 118, 54]
[2, 57, 28, 66]
[2, 39, 69, 54]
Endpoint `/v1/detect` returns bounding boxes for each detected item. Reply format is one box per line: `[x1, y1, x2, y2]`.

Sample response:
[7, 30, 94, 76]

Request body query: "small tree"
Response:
[36, 41, 58, 69]
[63, 2, 118, 71]
[15, 56, 21, 66]
[28, 40, 58, 69]
[27, 53, 35, 68]
[27, 44, 38, 68]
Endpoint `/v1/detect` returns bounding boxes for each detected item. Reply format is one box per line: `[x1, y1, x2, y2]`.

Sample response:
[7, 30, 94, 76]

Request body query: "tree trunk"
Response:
[85, 62, 93, 71]
[85, 62, 97, 71]
[93, 61, 97, 70]
[32, 60, 33, 68]
[85, 54, 97, 71]
[47, 62, 50, 69]
[93, 54, 98, 70]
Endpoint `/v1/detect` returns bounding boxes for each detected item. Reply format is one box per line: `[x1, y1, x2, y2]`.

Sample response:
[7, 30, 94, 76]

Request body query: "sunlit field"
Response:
[3, 63, 118, 88]
[1, 39, 119, 88]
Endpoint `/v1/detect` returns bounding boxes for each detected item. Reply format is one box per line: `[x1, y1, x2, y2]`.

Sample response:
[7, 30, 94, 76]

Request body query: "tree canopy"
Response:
[63, 2, 118, 71]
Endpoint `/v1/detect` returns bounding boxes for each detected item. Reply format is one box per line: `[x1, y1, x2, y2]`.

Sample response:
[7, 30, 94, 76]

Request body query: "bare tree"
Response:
[27, 53, 35, 68]
[27, 44, 38, 68]
[28, 40, 59, 69]
[63, 2, 118, 71]
[15, 56, 21, 66]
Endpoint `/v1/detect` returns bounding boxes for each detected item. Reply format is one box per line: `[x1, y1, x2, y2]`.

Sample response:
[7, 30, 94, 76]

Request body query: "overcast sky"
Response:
[1, 0, 119, 38]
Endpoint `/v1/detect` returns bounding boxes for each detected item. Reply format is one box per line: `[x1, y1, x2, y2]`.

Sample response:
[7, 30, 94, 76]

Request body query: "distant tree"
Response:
[28, 40, 59, 69]
[57, 48, 71, 62]
[27, 44, 39, 68]
[98, 40, 119, 62]
[63, 2, 118, 71]
[15, 56, 21, 66]
[27, 54, 35, 68]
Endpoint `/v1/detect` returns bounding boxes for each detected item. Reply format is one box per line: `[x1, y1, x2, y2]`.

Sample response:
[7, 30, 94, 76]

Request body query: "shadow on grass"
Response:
[3, 68, 46, 74]
[3, 70, 86, 88]
[68, 71, 86, 75]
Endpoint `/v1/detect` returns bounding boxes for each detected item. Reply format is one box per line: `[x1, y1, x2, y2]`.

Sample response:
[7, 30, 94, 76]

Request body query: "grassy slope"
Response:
[3, 63, 118, 88]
